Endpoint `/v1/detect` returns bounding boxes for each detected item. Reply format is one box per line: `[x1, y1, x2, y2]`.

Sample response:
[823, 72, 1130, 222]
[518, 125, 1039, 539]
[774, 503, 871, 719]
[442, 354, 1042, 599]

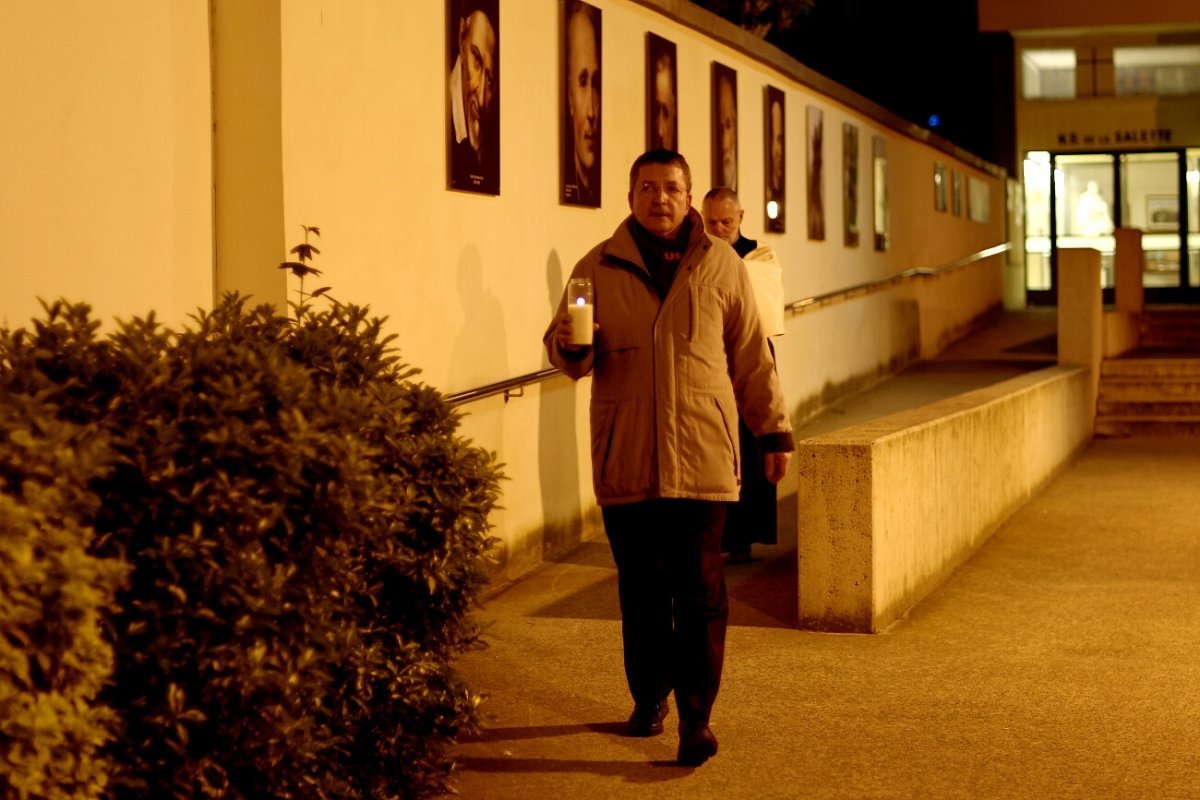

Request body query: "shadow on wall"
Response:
[450, 244, 510, 393]
[538, 250, 584, 561]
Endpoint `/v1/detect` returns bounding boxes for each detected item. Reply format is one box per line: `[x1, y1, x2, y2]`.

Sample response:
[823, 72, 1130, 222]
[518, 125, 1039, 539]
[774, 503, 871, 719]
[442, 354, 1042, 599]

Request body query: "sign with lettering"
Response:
[1055, 128, 1173, 148]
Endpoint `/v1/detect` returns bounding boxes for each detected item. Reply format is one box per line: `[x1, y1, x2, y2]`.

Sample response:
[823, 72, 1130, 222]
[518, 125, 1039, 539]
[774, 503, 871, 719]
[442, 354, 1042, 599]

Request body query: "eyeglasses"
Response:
[636, 181, 687, 200]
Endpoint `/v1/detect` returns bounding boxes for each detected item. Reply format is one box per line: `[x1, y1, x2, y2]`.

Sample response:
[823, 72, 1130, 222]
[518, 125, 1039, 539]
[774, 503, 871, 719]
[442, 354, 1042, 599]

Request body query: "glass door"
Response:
[1023, 148, 1197, 305]
[1120, 151, 1188, 302]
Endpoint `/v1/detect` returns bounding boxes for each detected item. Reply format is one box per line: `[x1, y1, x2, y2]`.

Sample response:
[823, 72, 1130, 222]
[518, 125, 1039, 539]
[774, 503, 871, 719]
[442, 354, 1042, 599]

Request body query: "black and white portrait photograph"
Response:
[712, 62, 737, 191]
[447, 0, 499, 195]
[765, 85, 785, 233]
[561, 0, 601, 207]
[842, 122, 859, 247]
[646, 33, 677, 152]
[806, 105, 824, 241]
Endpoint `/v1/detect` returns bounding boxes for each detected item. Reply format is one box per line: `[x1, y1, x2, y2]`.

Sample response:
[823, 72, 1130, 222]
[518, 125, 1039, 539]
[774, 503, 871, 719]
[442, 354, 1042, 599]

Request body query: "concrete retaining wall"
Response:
[796, 365, 1093, 633]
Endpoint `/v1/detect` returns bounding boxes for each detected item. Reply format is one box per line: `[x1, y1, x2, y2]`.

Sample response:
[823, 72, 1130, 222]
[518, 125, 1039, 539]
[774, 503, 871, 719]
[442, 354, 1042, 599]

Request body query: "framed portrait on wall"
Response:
[1146, 195, 1179, 231]
[646, 33, 677, 152]
[872, 136, 889, 251]
[968, 176, 990, 224]
[952, 169, 963, 216]
[764, 85, 785, 232]
[842, 122, 859, 247]
[934, 162, 947, 212]
[446, 0, 500, 195]
[711, 62, 738, 191]
[806, 106, 824, 241]
[561, 0, 601, 207]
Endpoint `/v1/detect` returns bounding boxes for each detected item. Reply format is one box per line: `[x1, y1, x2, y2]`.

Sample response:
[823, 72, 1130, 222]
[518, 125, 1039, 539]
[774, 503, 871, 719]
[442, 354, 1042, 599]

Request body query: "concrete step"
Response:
[1096, 417, 1200, 438]
[1139, 312, 1200, 351]
[1096, 354, 1200, 436]
[1099, 381, 1200, 401]
[1100, 358, 1200, 378]
[1097, 400, 1200, 416]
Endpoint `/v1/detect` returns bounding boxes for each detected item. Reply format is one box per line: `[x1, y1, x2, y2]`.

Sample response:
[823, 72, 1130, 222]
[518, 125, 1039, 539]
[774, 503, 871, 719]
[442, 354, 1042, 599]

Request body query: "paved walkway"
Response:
[445, 311, 1200, 799]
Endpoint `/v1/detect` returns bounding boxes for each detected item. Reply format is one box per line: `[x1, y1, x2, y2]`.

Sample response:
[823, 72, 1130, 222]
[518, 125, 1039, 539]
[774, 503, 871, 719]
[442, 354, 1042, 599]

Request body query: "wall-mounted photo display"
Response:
[764, 85, 785, 232]
[711, 62, 738, 191]
[646, 33, 677, 152]
[872, 136, 889, 251]
[447, 0, 500, 195]
[561, 0, 601, 207]
[806, 106, 825, 241]
[934, 162, 947, 212]
[968, 175, 990, 224]
[952, 169, 963, 216]
[841, 123, 859, 247]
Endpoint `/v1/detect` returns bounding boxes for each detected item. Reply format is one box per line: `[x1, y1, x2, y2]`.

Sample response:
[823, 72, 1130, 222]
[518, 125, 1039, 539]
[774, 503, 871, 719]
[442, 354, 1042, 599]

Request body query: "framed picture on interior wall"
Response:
[934, 162, 947, 212]
[1146, 195, 1179, 231]
[764, 85, 785, 232]
[711, 62, 738, 191]
[446, 0, 500, 195]
[561, 0, 601, 207]
[842, 122, 859, 247]
[646, 33, 677, 151]
[872, 136, 889, 251]
[951, 169, 963, 216]
[806, 106, 825, 241]
[967, 176, 990, 224]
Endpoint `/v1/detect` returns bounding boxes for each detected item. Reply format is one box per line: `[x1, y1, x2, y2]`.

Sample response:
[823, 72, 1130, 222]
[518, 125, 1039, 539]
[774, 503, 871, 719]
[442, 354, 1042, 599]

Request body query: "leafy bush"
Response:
[0, 293, 502, 800]
[0, 349, 127, 799]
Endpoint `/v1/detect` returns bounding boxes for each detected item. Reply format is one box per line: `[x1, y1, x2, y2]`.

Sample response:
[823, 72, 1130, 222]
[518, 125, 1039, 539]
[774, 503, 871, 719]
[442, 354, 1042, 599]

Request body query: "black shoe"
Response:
[676, 722, 719, 766]
[626, 699, 669, 737]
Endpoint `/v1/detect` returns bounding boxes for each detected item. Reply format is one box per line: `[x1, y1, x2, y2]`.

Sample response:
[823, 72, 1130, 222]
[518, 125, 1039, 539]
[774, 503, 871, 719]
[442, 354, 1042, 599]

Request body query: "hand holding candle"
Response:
[566, 278, 594, 346]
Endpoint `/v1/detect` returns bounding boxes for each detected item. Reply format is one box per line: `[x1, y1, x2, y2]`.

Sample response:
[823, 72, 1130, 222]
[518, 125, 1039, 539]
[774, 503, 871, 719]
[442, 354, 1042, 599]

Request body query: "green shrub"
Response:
[0, 367, 127, 799]
[0, 295, 502, 800]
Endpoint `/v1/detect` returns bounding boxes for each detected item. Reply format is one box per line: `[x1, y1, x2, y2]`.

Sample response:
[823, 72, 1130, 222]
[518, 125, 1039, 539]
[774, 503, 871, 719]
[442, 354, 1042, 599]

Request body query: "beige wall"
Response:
[1, 0, 1007, 583]
[0, 0, 213, 331]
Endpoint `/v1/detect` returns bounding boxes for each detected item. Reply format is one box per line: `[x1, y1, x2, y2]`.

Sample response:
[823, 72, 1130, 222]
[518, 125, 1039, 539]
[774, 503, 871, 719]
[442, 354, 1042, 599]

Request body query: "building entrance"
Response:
[1023, 148, 1200, 305]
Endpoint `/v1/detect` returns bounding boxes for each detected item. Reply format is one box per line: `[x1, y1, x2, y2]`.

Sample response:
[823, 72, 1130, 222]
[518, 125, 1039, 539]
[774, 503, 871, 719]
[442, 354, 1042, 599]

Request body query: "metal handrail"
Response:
[445, 243, 1012, 406]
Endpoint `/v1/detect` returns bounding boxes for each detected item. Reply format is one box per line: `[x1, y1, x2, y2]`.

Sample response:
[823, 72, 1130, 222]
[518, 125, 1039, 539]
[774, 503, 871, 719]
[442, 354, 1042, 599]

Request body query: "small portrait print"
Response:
[765, 85, 785, 233]
[873, 136, 889, 251]
[842, 122, 859, 247]
[447, 0, 500, 195]
[934, 162, 948, 213]
[806, 106, 825, 241]
[712, 62, 738, 191]
[646, 33, 677, 151]
[562, 0, 601, 207]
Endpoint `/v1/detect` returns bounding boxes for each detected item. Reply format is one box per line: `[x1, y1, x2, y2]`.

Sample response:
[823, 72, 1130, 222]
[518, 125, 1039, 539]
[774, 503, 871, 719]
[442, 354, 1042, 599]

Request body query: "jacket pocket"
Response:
[591, 397, 654, 499]
[679, 392, 740, 493]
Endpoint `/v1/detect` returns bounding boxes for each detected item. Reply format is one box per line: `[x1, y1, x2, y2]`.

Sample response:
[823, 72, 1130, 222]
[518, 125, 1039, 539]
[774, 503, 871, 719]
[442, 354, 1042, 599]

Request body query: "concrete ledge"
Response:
[796, 365, 1093, 633]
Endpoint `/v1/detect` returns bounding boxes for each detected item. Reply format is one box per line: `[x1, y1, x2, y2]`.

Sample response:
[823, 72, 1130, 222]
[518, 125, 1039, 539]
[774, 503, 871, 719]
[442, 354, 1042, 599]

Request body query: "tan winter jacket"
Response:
[544, 210, 793, 506]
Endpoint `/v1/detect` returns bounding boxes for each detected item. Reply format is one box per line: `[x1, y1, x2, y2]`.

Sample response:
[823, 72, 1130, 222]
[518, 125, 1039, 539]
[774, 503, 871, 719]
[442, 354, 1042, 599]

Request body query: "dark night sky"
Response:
[704, 1, 1015, 170]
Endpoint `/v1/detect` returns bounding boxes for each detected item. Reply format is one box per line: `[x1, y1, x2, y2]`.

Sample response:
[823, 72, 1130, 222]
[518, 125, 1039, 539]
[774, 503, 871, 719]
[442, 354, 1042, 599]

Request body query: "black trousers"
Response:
[721, 413, 779, 553]
[601, 499, 729, 727]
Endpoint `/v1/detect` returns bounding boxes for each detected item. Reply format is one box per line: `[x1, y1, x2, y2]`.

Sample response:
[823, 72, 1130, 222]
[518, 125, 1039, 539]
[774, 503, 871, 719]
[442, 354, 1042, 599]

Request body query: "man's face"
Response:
[770, 101, 784, 192]
[567, 11, 600, 180]
[629, 162, 691, 238]
[718, 79, 736, 188]
[459, 10, 496, 157]
[654, 61, 675, 150]
[702, 195, 743, 246]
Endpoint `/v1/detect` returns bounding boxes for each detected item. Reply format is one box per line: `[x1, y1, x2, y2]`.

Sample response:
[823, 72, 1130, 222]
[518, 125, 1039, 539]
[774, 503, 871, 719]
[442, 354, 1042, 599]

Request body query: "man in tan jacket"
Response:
[545, 149, 793, 766]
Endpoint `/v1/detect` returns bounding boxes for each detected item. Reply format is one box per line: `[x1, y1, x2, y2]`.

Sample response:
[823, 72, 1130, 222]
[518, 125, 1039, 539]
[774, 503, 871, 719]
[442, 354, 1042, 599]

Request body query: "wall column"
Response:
[211, 0, 286, 308]
[1057, 247, 1102, 432]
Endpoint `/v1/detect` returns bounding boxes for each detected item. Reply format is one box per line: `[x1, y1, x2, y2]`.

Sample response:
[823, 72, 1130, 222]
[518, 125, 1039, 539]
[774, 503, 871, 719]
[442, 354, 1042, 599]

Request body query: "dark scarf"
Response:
[733, 234, 757, 259]
[629, 216, 694, 300]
